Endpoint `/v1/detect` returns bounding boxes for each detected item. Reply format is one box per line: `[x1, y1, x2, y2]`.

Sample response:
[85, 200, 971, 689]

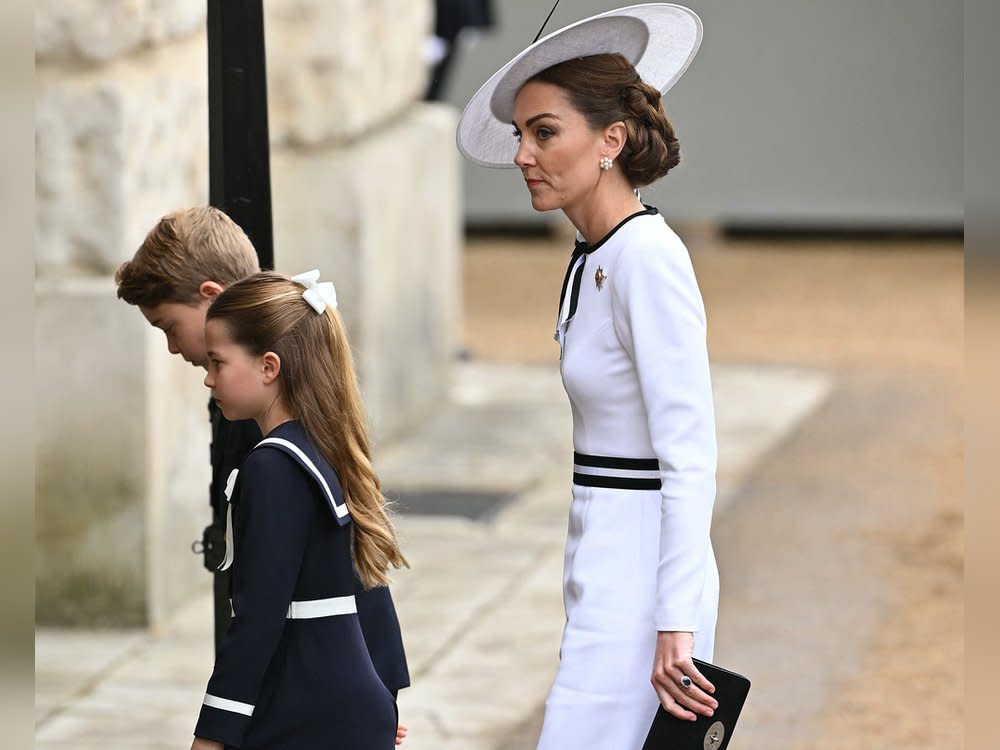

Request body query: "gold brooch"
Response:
[595, 266, 607, 290]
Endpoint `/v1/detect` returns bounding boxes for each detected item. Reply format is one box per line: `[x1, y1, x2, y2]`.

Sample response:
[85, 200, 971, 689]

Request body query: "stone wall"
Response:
[35, 0, 460, 627]
[263, 0, 462, 440]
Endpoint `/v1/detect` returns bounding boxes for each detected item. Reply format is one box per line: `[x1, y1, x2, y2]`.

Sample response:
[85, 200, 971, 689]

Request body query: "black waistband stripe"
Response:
[572, 452, 661, 490]
[572, 473, 662, 491]
[573, 452, 659, 471]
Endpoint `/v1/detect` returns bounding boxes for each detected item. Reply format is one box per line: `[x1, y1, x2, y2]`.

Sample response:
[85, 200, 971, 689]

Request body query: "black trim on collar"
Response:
[577, 205, 659, 255]
[556, 205, 659, 324]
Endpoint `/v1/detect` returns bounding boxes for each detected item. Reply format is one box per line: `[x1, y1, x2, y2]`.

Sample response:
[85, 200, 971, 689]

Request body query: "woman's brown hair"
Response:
[528, 53, 681, 187]
[207, 272, 407, 588]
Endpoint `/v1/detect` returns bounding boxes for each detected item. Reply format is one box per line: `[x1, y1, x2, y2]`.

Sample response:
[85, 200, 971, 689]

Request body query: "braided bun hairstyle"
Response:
[527, 53, 681, 187]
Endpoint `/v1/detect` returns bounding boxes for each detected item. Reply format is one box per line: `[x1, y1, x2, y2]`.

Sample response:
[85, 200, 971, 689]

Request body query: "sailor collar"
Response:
[217, 421, 351, 571]
[253, 421, 351, 525]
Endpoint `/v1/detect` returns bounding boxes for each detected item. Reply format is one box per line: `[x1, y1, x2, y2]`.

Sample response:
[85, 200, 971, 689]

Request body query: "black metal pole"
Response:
[208, 0, 274, 269]
[205, 0, 274, 653]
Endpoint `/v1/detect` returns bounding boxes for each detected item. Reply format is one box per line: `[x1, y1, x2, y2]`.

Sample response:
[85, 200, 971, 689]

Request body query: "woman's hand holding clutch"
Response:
[650, 631, 718, 721]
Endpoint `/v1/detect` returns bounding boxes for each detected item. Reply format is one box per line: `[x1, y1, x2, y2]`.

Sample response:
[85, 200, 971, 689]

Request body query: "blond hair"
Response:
[115, 206, 259, 306]
[207, 272, 408, 588]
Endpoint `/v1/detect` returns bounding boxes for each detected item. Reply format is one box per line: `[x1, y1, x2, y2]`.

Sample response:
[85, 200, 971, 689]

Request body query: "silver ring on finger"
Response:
[679, 675, 693, 689]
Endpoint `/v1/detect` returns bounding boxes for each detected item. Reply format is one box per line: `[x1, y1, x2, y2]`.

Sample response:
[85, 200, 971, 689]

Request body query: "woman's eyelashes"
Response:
[511, 125, 556, 142]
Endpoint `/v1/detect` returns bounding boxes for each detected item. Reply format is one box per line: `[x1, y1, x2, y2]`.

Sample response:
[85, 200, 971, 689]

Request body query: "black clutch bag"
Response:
[643, 659, 750, 750]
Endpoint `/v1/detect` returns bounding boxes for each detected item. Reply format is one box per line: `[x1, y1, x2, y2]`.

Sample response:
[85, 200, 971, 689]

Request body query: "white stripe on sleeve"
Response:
[203, 693, 254, 716]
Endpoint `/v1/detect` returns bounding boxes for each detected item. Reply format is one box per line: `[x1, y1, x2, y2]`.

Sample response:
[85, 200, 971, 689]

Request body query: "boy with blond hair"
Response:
[116, 207, 258, 366]
[116, 207, 410, 744]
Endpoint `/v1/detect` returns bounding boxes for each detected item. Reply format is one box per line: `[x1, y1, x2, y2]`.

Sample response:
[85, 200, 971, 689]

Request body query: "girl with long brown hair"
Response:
[190, 270, 407, 750]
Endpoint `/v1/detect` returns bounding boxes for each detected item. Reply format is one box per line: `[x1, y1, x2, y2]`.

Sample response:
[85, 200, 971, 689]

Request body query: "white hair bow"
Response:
[291, 269, 338, 314]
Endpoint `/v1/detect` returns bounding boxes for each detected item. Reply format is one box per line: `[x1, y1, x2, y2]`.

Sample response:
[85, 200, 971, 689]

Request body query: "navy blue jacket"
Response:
[196, 421, 398, 748]
[209, 402, 410, 693]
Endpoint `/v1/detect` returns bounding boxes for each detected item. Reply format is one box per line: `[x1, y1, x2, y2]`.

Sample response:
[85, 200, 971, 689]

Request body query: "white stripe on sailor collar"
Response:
[255, 437, 350, 520]
[203, 693, 254, 716]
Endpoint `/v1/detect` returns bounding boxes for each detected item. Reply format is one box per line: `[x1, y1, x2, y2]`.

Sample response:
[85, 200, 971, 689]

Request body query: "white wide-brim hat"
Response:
[456, 3, 703, 169]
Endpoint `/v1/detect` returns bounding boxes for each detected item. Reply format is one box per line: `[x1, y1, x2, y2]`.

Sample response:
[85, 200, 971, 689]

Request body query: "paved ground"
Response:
[36, 229, 962, 749]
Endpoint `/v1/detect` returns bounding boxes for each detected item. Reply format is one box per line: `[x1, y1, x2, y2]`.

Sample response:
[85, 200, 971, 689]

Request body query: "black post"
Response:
[208, 0, 273, 269]
[204, 0, 273, 653]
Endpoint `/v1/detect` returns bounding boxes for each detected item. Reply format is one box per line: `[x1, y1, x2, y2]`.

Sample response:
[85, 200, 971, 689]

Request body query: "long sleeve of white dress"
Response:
[609, 231, 718, 633]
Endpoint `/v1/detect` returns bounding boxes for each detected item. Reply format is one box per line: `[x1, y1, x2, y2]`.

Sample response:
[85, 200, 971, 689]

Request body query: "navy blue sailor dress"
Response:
[195, 420, 398, 749]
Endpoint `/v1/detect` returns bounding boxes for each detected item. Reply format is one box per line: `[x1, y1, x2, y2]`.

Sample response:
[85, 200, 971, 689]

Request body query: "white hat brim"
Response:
[456, 3, 703, 169]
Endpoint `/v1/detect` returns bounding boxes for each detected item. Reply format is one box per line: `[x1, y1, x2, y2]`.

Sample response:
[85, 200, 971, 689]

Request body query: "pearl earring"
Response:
[599, 157, 614, 171]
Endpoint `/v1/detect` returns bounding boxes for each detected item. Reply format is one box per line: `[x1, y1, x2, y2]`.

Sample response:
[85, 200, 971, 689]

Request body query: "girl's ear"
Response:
[261, 352, 282, 385]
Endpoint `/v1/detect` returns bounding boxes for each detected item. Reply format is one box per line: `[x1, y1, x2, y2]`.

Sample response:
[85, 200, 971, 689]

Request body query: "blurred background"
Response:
[34, 1, 961, 749]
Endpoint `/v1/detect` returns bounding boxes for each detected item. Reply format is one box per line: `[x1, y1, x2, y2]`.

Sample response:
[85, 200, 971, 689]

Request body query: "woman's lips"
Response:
[525, 178, 544, 189]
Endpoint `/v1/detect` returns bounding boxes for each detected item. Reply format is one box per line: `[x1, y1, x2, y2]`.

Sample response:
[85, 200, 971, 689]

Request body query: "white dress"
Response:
[536, 208, 720, 750]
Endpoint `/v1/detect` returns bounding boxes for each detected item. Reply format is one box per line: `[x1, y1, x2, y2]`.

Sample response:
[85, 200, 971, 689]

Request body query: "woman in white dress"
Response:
[457, 5, 720, 748]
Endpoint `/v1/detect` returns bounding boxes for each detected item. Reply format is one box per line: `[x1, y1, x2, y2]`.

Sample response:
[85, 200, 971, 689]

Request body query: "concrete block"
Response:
[35, 33, 208, 278]
[271, 103, 461, 441]
[265, 0, 431, 146]
[35, 279, 211, 626]
[35, 0, 204, 64]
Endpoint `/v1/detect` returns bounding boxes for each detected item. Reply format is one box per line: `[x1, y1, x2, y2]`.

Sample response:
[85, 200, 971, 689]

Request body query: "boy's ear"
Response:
[198, 281, 225, 300]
